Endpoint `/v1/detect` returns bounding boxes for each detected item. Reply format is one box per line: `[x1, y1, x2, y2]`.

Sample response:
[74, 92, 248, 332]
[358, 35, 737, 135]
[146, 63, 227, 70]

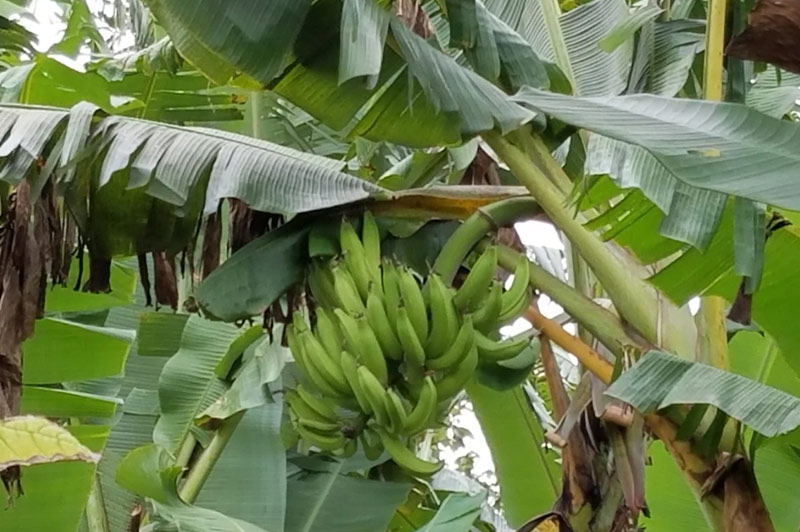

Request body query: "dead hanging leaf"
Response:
[516, 511, 573, 532]
[726, 0, 800, 74]
[394, 0, 433, 38]
[229, 199, 281, 253]
[202, 212, 222, 280]
[152, 251, 178, 311]
[701, 453, 775, 531]
[82, 256, 111, 293]
[727, 280, 753, 326]
[137, 254, 153, 307]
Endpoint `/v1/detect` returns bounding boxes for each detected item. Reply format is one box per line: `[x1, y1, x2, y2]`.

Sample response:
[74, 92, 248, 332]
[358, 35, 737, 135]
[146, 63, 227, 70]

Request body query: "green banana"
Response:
[340, 219, 372, 300]
[334, 308, 389, 385]
[453, 246, 497, 311]
[295, 416, 340, 433]
[377, 429, 443, 476]
[292, 310, 310, 334]
[286, 324, 310, 377]
[339, 350, 373, 414]
[397, 267, 428, 341]
[295, 385, 338, 420]
[474, 330, 531, 362]
[285, 389, 336, 424]
[366, 285, 403, 360]
[382, 261, 401, 325]
[396, 306, 426, 368]
[332, 264, 366, 315]
[360, 427, 384, 460]
[357, 366, 391, 427]
[333, 437, 358, 458]
[307, 263, 338, 309]
[470, 280, 503, 333]
[299, 330, 351, 396]
[295, 423, 345, 451]
[362, 211, 382, 285]
[496, 283, 532, 325]
[314, 307, 343, 357]
[404, 376, 437, 435]
[384, 388, 409, 434]
[424, 274, 459, 358]
[426, 315, 474, 371]
[435, 345, 478, 401]
[499, 254, 531, 318]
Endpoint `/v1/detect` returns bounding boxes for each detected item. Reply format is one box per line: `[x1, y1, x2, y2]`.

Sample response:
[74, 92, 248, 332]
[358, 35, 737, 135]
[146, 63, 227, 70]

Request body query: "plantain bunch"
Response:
[285, 212, 534, 476]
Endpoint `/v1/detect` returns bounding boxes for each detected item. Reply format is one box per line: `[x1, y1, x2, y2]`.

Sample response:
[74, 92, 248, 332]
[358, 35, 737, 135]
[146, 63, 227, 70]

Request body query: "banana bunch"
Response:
[285, 212, 533, 476]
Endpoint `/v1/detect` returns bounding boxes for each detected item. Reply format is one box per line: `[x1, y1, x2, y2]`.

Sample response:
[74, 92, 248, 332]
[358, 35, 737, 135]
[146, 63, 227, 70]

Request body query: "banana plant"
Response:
[0, 0, 798, 531]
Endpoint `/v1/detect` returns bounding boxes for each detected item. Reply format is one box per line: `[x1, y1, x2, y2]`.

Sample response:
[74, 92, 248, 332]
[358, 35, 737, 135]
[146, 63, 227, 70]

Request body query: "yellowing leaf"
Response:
[0, 416, 100, 470]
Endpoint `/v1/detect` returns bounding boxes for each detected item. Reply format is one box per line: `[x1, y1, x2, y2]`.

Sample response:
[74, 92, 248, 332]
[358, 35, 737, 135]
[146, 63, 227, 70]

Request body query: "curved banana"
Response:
[295, 385, 338, 420]
[424, 274, 459, 359]
[474, 330, 531, 362]
[426, 315, 474, 371]
[357, 366, 391, 427]
[396, 306, 426, 368]
[339, 350, 373, 414]
[470, 280, 503, 333]
[299, 329, 351, 396]
[384, 388, 409, 435]
[286, 324, 310, 377]
[362, 211, 382, 285]
[314, 307, 343, 358]
[499, 255, 530, 318]
[382, 261, 401, 325]
[404, 376, 437, 435]
[285, 388, 337, 424]
[496, 283, 532, 325]
[366, 285, 403, 360]
[332, 265, 366, 315]
[360, 427, 384, 460]
[296, 416, 340, 433]
[397, 267, 428, 341]
[334, 308, 389, 384]
[292, 310, 310, 334]
[307, 262, 339, 309]
[295, 423, 345, 452]
[377, 429, 443, 476]
[340, 219, 372, 300]
[453, 246, 497, 311]
[435, 345, 479, 401]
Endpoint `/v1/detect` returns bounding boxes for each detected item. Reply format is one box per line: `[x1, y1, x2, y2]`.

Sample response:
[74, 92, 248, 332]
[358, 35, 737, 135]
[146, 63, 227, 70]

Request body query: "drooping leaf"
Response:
[0, 416, 100, 469]
[606, 351, 800, 437]
[339, 0, 390, 86]
[153, 316, 242, 452]
[467, 382, 560, 528]
[115, 443, 182, 504]
[513, 88, 800, 210]
[196, 219, 310, 322]
[599, 3, 663, 53]
[390, 19, 534, 135]
[285, 461, 410, 532]
[23, 318, 133, 384]
[143, 0, 313, 85]
[20, 386, 121, 419]
[0, 462, 97, 532]
[148, 501, 270, 532]
[754, 442, 800, 532]
[418, 492, 485, 532]
[137, 311, 190, 357]
[196, 403, 287, 531]
[641, 442, 710, 531]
